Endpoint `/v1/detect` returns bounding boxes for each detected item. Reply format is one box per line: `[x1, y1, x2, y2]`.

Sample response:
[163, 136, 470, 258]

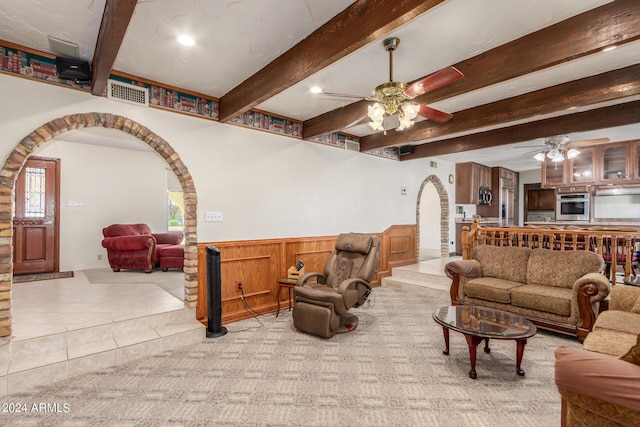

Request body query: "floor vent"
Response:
[107, 80, 149, 107]
[345, 140, 360, 152]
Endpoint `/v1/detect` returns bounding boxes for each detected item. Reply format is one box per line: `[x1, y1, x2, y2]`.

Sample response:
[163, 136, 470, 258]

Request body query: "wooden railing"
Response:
[461, 218, 639, 283]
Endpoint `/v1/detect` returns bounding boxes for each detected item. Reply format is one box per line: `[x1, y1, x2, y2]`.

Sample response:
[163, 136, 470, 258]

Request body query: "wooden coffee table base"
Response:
[441, 327, 529, 379]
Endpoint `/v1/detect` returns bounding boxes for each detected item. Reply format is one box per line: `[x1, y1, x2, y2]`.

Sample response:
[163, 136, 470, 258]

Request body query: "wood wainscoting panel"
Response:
[197, 225, 416, 324]
[284, 236, 336, 278]
[377, 224, 417, 279]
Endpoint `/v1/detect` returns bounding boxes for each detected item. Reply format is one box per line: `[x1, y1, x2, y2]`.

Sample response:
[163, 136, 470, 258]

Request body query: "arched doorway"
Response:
[416, 175, 449, 259]
[0, 112, 198, 339]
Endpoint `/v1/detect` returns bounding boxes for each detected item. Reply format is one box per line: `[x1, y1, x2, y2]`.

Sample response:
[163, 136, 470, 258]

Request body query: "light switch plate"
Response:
[205, 211, 223, 222]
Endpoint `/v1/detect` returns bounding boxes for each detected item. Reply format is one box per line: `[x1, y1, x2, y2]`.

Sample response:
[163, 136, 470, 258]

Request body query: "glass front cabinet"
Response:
[568, 147, 595, 184]
[599, 142, 630, 183]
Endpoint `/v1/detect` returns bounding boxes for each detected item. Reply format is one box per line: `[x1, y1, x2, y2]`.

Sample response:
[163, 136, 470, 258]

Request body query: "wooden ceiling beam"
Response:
[400, 100, 640, 161]
[217, 0, 445, 123]
[302, 0, 640, 140]
[359, 63, 640, 151]
[91, 0, 138, 96]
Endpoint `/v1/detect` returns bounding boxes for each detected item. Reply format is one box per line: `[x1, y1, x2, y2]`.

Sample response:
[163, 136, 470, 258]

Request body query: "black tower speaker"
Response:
[206, 245, 227, 338]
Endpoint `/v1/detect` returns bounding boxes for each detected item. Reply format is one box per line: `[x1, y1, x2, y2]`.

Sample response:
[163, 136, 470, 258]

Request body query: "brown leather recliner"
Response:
[292, 233, 380, 338]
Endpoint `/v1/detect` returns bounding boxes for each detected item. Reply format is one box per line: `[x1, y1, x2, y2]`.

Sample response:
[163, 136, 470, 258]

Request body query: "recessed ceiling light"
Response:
[177, 35, 195, 47]
[602, 45, 617, 52]
[310, 86, 322, 94]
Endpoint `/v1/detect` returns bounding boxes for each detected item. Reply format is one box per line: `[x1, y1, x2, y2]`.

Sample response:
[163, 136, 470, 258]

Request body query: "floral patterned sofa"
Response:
[445, 245, 610, 341]
[553, 285, 640, 426]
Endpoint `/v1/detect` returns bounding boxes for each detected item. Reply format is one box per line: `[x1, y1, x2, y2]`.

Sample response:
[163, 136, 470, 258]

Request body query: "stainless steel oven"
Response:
[556, 193, 590, 221]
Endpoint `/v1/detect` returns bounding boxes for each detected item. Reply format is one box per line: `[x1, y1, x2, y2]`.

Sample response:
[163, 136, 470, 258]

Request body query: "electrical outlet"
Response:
[236, 282, 243, 291]
[97, 254, 103, 261]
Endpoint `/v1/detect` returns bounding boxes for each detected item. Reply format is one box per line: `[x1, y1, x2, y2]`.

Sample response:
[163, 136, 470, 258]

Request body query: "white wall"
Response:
[35, 141, 168, 270]
[0, 74, 457, 269]
[419, 182, 441, 256]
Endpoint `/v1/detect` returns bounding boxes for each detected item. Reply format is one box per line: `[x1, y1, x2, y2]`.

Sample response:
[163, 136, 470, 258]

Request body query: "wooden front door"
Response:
[13, 157, 60, 275]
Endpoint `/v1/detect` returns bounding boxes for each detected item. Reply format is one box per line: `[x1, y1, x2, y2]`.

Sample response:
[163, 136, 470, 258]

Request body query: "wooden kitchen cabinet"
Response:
[568, 147, 596, 184]
[632, 140, 640, 180]
[528, 188, 555, 210]
[541, 140, 640, 189]
[541, 157, 566, 187]
[455, 162, 493, 204]
[599, 142, 630, 183]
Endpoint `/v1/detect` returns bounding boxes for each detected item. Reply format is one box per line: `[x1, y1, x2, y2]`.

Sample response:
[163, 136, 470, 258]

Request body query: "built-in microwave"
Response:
[556, 193, 590, 221]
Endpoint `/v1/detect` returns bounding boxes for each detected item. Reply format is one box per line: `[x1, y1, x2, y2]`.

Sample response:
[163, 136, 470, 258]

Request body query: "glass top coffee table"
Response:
[433, 305, 537, 379]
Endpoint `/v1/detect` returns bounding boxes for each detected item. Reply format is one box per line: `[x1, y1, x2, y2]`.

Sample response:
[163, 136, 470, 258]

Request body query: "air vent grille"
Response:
[107, 80, 149, 107]
[345, 140, 360, 152]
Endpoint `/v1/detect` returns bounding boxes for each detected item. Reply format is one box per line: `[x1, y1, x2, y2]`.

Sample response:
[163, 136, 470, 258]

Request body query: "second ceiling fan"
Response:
[320, 37, 464, 133]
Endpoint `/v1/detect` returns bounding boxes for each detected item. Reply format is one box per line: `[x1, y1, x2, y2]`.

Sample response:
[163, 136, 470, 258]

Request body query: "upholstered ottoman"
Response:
[157, 244, 184, 271]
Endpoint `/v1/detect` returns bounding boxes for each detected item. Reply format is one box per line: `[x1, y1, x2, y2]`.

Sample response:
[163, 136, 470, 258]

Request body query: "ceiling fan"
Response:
[317, 37, 464, 133]
[521, 135, 610, 163]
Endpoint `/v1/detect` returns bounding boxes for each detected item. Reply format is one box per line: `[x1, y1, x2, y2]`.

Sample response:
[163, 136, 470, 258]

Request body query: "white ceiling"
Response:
[0, 0, 638, 172]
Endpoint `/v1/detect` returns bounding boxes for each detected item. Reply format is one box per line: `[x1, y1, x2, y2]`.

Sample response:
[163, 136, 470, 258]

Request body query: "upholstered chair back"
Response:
[102, 223, 152, 238]
[324, 233, 380, 288]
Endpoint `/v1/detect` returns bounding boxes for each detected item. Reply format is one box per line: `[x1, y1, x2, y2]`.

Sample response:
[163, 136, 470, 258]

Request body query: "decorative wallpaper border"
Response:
[309, 132, 358, 148]
[0, 41, 398, 159]
[108, 74, 219, 120]
[0, 45, 89, 90]
[229, 109, 302, 138]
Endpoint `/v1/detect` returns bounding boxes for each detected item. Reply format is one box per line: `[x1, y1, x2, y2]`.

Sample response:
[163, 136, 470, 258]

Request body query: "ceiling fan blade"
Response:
[317, 91, 372, 100]
[344, 113, 369, 128]
[569, 138, 610, 147]
[417, 105, 453, 124]
[404, 67, 464, 98]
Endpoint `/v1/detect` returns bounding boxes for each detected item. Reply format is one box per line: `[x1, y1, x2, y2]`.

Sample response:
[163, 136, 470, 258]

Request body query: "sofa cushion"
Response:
[583, 330, 639, 358]
[464, 277, 523, 304]
[593, 310, 640, 336]
[609, 285, 640, 312]
[555, 346, 640, 412]
[511, 283, 572, 316]
[620, 335, 640, 366]
[526, 249, 604, 289]
[473, 246, 531, 283]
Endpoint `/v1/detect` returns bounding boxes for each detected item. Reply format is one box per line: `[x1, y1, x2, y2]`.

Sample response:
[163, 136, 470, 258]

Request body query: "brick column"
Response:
[0, 113, 200, 337]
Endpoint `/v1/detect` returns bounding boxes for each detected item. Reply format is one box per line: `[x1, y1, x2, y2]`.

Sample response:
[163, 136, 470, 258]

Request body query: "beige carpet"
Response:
[0, 286, 579, 426]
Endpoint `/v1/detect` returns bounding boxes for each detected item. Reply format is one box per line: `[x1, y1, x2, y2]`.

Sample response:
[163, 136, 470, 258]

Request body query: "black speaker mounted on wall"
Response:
[55, 57, 91, 82]
[399, 145, 414, 156]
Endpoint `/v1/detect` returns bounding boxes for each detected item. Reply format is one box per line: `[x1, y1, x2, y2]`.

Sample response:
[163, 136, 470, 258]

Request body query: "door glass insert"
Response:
[24, 166, 46, 217]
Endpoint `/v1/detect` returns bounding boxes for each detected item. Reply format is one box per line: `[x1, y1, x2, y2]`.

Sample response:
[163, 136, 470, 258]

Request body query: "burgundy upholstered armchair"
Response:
[101, 224, 183, 273]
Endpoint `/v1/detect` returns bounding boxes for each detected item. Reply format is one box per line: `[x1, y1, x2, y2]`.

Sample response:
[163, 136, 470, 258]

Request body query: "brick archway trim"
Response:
[0, 113, 198, 338]
[416, 175, 450, 258]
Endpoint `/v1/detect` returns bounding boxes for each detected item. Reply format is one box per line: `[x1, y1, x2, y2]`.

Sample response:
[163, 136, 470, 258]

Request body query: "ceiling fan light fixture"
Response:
[397, 115, 414, 131]
[533, 152, 546, 162]
[547, 148, 563, 162]
[402, 102, 420, 120]
[567, 148, 580, 159]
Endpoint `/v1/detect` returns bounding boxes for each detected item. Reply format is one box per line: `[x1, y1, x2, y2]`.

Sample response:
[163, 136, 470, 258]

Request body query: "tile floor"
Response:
[11, 269, 186, 341]
[396, 256, 461, 276]
[2, 269, 204, 396]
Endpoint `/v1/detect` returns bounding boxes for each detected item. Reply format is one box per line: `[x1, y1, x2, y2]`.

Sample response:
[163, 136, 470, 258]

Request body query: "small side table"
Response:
[276, 278, 297, 317]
